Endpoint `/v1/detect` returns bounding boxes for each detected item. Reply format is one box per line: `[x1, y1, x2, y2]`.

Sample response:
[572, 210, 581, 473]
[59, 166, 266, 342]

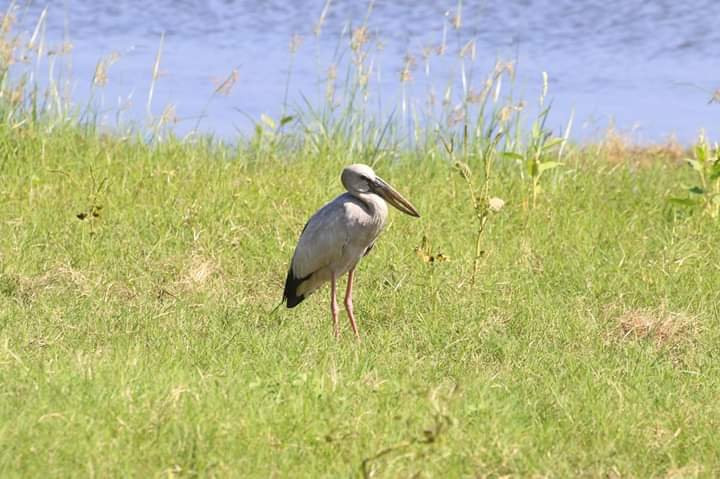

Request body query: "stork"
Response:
[282, 164, 420, 339]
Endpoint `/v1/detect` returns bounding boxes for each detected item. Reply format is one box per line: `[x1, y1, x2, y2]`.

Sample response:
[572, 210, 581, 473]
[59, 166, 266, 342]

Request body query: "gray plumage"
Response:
[282, 164, 420, 338]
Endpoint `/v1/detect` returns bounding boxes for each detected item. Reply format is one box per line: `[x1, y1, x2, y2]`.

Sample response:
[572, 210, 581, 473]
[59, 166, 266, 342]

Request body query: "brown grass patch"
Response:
[173, 254, 224, 295]
[579, 127, 686, 167]
[662, 463, 704, 479]
[610, 306, 698, 349]
[0, 264, 101, 303]
[186, 256, 217, 285]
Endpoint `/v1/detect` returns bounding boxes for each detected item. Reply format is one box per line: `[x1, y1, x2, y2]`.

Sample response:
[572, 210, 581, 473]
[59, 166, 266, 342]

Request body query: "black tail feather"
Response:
[283, 267, 310, 308]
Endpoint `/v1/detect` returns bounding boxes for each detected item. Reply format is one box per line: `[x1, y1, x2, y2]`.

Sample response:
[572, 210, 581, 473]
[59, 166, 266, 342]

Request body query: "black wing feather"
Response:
[283, 266, 311, 308]
[283, 219, 313, 308]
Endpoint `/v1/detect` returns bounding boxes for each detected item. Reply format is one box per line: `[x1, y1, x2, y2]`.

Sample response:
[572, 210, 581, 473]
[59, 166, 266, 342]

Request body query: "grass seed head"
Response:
[213, 69, 239, 96]
[454, 161, 472, 181]
[1, 10, 15, 34]
[447, 107, 465, 127]
[93, 52, 120, 86]
[289, 33, 303, 54]
[351, 26, 369, 52]
[400, 54, 416, 83]
[459, 39, 475, 60]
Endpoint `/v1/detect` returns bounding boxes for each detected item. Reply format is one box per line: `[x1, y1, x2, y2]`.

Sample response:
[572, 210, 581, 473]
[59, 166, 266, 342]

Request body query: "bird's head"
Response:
[341, 164, 420, 218]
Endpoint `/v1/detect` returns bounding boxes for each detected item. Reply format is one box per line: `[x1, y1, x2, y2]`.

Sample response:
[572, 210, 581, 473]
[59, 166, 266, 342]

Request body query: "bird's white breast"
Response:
[335, 194, 387, 271]
[290, 192, 389, 297]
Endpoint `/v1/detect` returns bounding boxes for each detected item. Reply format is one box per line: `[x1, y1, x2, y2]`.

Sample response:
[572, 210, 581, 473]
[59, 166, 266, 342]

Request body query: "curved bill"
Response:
[372, 176, 421, 217]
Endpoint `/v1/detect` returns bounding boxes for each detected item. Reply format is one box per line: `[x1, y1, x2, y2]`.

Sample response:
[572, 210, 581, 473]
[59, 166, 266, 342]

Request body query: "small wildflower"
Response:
[488, 197, 505, 212]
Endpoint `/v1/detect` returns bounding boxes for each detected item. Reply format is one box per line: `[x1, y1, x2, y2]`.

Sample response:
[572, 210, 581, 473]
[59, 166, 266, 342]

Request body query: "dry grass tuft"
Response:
[592, 127, 685, 166]
[187, 256, 216, 285]
[17, 265, 97, 301]
[175, 254, 222, 294]
[611, 306, 698, 348]
[0, 263, 128, 307]
[661, 463, 704, 479]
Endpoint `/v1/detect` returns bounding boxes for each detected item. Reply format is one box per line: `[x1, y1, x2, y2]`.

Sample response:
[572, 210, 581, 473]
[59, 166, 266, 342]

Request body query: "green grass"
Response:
[3, 2, 719, 475]
[1, 122, 719, 478]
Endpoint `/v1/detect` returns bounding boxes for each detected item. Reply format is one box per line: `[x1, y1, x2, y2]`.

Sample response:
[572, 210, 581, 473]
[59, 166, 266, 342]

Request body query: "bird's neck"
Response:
[355, 192, 388, 222]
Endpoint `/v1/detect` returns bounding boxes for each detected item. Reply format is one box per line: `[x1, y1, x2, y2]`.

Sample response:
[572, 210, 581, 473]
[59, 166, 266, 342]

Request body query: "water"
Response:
[11, 0, 720, 143]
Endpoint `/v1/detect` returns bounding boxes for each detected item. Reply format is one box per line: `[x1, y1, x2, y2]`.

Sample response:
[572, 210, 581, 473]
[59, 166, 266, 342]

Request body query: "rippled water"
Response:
[13, 0, 720, 142]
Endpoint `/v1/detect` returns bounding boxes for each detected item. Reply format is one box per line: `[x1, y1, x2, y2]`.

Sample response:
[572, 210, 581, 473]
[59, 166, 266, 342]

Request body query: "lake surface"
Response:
[12, 0, 720, 143]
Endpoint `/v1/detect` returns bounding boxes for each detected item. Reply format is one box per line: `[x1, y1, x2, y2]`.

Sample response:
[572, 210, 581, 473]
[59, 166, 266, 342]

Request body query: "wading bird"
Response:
[283, 164, 420, 339]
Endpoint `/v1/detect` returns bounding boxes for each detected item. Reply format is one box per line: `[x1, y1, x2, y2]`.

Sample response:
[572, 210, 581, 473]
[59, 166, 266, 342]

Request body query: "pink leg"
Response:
[344, 268, 360, 340]
[330, 272, 340, 338]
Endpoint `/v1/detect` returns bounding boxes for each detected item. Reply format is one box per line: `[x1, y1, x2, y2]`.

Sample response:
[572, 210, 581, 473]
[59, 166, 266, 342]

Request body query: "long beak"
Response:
[372, 176, 420, 218]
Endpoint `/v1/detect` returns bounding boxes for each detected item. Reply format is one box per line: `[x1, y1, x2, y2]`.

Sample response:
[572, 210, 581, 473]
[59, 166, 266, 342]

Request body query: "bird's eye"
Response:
[356, 176, 371, 192]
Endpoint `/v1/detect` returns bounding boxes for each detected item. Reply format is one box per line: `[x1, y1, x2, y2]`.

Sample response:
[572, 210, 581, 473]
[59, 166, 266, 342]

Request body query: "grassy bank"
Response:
[3, 2, 720, 477]
[1, 121, 719, 477]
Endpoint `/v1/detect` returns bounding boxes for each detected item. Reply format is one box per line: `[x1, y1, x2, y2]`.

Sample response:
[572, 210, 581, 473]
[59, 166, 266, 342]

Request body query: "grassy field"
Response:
[2, 3, 720, 475]
[1, 120, 720, 477]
